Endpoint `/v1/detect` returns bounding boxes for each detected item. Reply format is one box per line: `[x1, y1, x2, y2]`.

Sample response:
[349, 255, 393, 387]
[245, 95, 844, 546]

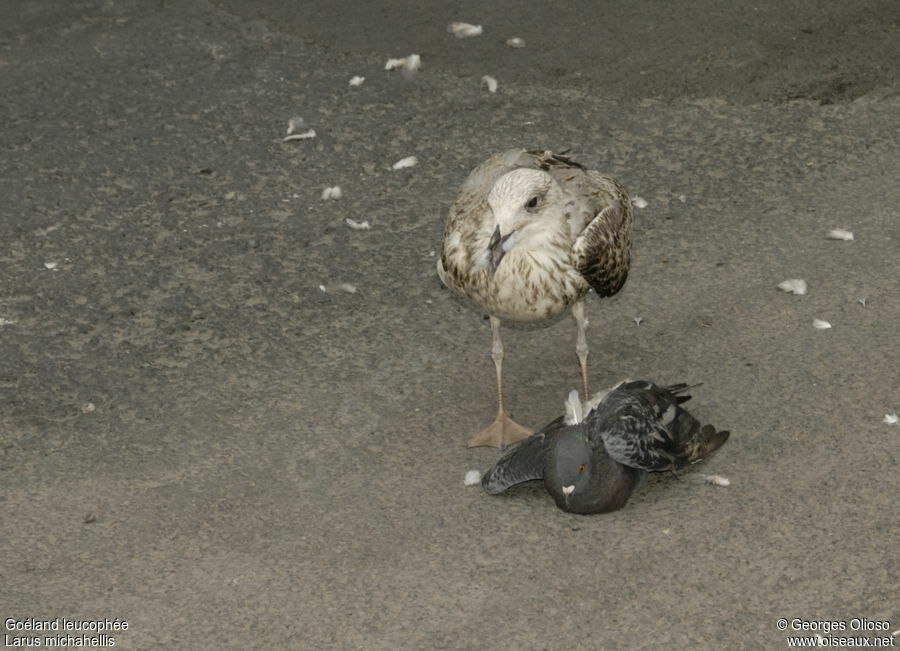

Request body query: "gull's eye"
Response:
[578, 464, 586, 473]
[525, 196, 539, 209]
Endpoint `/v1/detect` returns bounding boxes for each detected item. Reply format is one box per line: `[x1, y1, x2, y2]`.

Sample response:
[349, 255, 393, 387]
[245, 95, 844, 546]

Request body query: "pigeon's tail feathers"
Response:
[686, 424, 730, 465]
[663, 382, 703, 404]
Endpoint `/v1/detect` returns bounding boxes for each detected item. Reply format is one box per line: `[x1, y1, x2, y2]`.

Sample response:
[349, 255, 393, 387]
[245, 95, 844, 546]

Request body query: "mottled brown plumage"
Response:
[437, 149, 633, 447]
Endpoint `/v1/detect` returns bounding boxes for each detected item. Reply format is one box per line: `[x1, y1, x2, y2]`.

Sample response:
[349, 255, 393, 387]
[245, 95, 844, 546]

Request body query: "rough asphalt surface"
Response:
[2, 1, 898, 648]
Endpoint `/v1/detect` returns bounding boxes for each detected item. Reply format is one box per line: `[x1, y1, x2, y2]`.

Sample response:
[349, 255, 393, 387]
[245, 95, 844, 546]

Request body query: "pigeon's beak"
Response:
[488, 225, 515, 272]
[562, 484, 575, 503]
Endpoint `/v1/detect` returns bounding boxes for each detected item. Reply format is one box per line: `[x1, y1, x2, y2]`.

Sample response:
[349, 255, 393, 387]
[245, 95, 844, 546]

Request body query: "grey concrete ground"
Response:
[1, 1, 898, 648]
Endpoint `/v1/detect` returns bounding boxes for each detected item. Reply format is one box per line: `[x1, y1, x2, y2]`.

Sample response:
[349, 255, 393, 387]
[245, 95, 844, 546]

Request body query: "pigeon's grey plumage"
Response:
[482, 380, 730, 514]
[437, 149, 633, 448]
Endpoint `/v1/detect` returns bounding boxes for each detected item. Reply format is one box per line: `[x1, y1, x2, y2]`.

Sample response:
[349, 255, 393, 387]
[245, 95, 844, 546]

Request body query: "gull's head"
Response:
[485, 168, 560, 270]
[487, 168, 557, 233]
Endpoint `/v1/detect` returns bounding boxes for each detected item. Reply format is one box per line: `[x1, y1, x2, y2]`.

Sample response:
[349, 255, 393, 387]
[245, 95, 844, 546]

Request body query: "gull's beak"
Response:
[488, 225, 515, 272]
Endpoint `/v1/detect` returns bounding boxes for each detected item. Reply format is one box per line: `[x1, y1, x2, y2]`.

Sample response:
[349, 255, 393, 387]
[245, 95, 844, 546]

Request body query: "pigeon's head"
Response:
[486, 168, 564, 270]
[545, 428, 594, 509]
[545, 426, 643, 515]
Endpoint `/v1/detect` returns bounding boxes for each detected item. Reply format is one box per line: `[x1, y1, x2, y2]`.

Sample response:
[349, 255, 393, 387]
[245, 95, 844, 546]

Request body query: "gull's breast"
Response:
[487, 246, 588, 322]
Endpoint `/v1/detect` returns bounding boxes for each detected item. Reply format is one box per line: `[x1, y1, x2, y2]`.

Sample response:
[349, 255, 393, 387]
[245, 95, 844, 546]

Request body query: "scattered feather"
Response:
[448, 22, 483, 38]
[464, 469, 483, 486]
[564, 390, 584, 426]
[481, 75, 498, 93]
[826, 228, 854, 241]
[318, 285, 327, 293]
[385, 54, 421, 78]
[505, 37, 525, 48]
[429, 250, 436, 257]
[286, 117, 307, 135]
[701, 474, 731, 487]
[44, 261, 58, 270]
[812, 319, 832, 329]
[884, 413, 898, 425]
[345, 218, 371, 230]
[777, 279, 808, 295]
[336, 283, 357, 294]
[349, 75, 365, 87]
[0, 317, 16, 326]
[392, 155, 418, 170]
[81, 402, 96, 414]
[633, 316, 642, 326]
[321, 186, 342, 200]
[858, 297, 868, 308]
[283, 130, 316, 141]
[678, 194, 687, 202]
[631, 196, 648, 209]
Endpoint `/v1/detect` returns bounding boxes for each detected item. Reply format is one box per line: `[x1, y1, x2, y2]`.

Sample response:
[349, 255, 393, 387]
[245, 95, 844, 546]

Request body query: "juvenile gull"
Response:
[481, 381, 731, 514]
[437, 149, 633, 447]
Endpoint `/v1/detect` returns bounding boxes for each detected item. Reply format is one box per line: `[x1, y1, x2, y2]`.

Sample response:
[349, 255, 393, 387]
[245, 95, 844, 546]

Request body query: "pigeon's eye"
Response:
[525, 196, 539, 209]
[578, 464, 586, 473]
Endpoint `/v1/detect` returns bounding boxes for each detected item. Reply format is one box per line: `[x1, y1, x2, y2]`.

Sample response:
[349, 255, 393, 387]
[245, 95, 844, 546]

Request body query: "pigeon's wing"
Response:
[591, 382, 692, 471]
[594, 381, 730, 471]
[570, 174, 633, 297]
[481, 412, 570, 494]
[481, 430, 549, 494]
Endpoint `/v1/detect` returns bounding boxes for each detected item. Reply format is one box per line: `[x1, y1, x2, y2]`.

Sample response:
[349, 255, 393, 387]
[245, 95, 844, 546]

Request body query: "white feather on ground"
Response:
[631, 196, 648, 209]
[336, 283, 357, 294]
[44, 262, 58, 270]
[392, 156, 418, 170]
[777, 279, 808, 295]
[464, 469, 483, 486]
[812, 319, 832, 329]
[481, 75, 498, 93]
[284, 118, 316, 140]
[286, 117, 307, 135]
[349, 76, 365, 87]
[505, 37, 525, 48]
[345, 218, 371, 230]
[448, 22, 483, 38]
[321, 186, 342, 200]
[385, 54, 421, 78]
[858, 297, 868, 307]
[283, 130, 316, 141]
[700, 474, 731, 487]
[826, 229, 854, 241]
[633, 316, 643, 326]
[884, 413, 899, 425]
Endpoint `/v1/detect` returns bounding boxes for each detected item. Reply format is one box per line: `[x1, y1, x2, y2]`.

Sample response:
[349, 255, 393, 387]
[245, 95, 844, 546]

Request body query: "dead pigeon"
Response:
[482, 380, 730, 514]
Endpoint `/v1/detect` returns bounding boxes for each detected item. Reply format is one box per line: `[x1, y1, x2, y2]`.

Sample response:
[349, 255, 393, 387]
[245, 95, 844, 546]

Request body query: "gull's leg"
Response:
[467, 317, 533, 448]
[572, 300, 590, 400]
